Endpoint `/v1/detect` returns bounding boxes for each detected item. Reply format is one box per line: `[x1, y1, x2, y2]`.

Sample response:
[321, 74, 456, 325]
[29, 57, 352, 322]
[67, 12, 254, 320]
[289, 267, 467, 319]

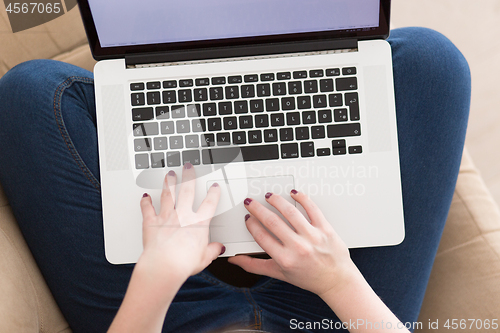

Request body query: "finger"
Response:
[140, 193, 157, 222]
[244, 214, 285, 259]
[176, 163, 196, 211]
[159, 170, 177, 217]
[290, 189, 329, 229]
[265, 192, 313, 236]
[228, 256, 285, 280]
[244, 198, 300, 245]
[196, 183, 221, 224]
[202, 242, 225, 266]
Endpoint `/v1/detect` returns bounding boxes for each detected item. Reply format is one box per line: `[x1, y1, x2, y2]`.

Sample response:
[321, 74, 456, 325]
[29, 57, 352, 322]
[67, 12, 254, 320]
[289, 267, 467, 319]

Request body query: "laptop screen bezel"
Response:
[77, 0, 391, 61]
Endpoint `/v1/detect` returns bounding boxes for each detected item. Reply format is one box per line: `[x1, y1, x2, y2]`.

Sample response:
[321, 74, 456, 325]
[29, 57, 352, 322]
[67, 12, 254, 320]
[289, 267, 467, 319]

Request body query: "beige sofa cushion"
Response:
[0, 3, 95, 76]
[0, 183, 71, 333]
[417, 149, 500, 331]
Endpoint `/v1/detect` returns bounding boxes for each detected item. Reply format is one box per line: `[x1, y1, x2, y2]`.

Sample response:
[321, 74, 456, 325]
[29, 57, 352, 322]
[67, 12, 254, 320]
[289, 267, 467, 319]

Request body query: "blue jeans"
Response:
[0, 28, 470, 333]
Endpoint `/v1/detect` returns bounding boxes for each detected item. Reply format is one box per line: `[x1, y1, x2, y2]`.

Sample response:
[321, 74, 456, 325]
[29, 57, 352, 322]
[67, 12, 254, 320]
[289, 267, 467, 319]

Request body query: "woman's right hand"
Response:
[228, 190, 361, 298]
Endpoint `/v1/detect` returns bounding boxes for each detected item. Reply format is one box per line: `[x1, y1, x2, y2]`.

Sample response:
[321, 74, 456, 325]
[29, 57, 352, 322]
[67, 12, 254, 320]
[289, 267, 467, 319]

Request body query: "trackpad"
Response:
[207, 176, 295, 244]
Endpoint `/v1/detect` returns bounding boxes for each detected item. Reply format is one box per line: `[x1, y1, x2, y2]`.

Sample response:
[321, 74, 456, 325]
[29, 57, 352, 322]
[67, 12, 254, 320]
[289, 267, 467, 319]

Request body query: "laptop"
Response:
[77, 0, 404, 264]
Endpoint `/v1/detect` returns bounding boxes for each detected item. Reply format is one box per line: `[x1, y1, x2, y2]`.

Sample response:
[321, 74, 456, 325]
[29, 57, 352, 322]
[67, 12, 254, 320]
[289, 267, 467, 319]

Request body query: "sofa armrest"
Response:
[418, 148, 500, 331]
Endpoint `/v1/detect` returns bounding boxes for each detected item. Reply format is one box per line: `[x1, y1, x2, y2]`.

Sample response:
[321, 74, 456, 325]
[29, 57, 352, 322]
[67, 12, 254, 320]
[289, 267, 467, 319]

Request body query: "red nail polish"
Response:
[220, 246, 226, 255]
[167, 170, 176, 176]
[143, 193, 149, 198]
[184, 162, 192, 169]
[244, 198, 252, 206]
[265, 192, 272, 199]
[245, 214, 251, 221]
[212, 182, 219, 187]
[291, 189, 298, 195]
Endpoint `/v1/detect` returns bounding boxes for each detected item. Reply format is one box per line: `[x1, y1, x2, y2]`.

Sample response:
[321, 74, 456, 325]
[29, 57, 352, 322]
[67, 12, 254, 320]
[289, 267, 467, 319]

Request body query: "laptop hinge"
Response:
[125, 39, 358, 68]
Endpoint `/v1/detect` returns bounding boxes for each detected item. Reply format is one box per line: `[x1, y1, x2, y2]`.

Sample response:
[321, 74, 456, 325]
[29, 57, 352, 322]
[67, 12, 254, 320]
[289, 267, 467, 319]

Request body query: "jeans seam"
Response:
[243, 289, 262, 330]
[53, 76, 100, 191]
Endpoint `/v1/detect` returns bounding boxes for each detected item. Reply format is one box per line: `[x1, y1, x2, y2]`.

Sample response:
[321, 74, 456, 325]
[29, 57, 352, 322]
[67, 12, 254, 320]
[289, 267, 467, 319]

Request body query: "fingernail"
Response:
[245, 214, 251, 221]
[244, 198, 252, 206]
[143, 193, 149, 198]
[220, 246, 226, 255]
[291, 189, 298, 195]
[265, 192, 273, 199]
[212, 182, 219, 187]
[167, 170, 176, 176]
[184, 162, 192, 169]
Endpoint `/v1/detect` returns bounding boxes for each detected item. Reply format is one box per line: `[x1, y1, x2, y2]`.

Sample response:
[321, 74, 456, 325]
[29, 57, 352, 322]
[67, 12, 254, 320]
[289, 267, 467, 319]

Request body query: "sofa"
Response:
[1, 7, 500, 333]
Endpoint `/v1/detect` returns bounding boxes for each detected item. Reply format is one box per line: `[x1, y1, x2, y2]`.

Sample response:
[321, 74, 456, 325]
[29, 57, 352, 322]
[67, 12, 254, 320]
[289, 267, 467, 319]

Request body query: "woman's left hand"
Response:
[138, 163, 224, 285]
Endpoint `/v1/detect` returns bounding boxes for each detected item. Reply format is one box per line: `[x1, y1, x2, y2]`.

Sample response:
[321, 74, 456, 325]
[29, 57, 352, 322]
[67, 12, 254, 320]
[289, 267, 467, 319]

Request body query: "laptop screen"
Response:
[87, 0, 380, 48]
[77, 0, 390, 60]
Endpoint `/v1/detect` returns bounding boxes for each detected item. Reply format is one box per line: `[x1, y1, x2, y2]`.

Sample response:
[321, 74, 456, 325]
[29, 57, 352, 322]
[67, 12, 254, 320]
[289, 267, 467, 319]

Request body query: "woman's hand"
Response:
[138, 163, 224, 286]
[228, 190, 360, 298]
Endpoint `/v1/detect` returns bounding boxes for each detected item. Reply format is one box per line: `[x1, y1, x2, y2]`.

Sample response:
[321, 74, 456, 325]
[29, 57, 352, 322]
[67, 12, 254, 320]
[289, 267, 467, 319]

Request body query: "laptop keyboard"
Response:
[130, 67, 362, 169]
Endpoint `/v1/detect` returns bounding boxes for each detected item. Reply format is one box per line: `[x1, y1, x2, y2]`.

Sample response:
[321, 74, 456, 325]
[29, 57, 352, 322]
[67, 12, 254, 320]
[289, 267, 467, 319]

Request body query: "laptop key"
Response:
[186, 104, 201, 117]
[345, 92, 360, 121]
[280, 128, 294, 141]
[286, 112, 301, 126]
[349, 146, 363, 154]
[342, 67, 357, 75]
[133, 123, 158, 136]
[228, 75, 243, 84]
[261, 73, 275, 81]
[318, 109, 332, 123]
[332, 139, 346, 148]
[255, 114, 269, 128]
[317, 148, 331, 156]
[160, 121, 174, 135]
[223, 116, 238, 130]
[271, 114, 285, 127]
[167, 152, 181, 167]
[176, 120, 190, 133]
[234, 101, 248, 114]
[272, 82, 287, 96]
[163, 80, 177, 89]
[155, 106, 170, 119]
[244, 74, 258, 83]
[297, 96, 311, 109]
[266, 98, 280, 112]
[151, 153, 165, 168]
[226, 86, 239, 99]
[179, 79, 194, 87]
[336, 77, 357, 91]
[277, 72, 291, 80]
[302, 111, 316, 124]
[132, 107, 154, 121]
[326, 68, 341, 76]
[311, 126, 325, 139]
[301, 142, 315, 157]
[281, 97, 295, 110]
[162, 90, 176, 104]
[182, 150, 201, 165]
[130, 83, 144, 91]
[309, 69, 324, 78]
[131, 93, 145, 106]
[202, 145, 279, 164]
[178, 90, 192, 103]
[333, 147, 347, 155]
[241, 85, 255, 98]
[281, 143, 299, 158]
[334, 108, 348, 122]
[239, 116, 253, 129]
[304, 80, 318, 93]
[288, 81, 302, 95]
[185, 135, 200, 148]
[201, 134, 215, 147]
[154, 137, 168, 150]
[208, 118, 222, 131]
[329, 93, 343, 107]
[147, 81, 161, 90]
[135, 154, 149, 169]
[194, 88, 208, 101]
[134, 138, 152, 151]
[313, 94, 328, 108]
[219, 102, 233, 115]
[192, 119, 206, 132]
[195, 78, 210, 86]
[257, 84, 271, 97]
[293, 71, 307, 79]
[203, 103, 217, 116]
[327, 123, 361, 138]
[217, 133, 231, 146]
[171, 105, 186, 118]
[295, 127, 309, 140]
[250, 99, 264, 113]
[147, 91, 161, 105]
[248, 130, 262, 144]
[169, 136, 183, 149]
[232, 131, 246, 145]
[210, 87, 224, 100]
[320, 79, 334, 92]
[264, 129, 278, 142]
[212, 77, 226, 85]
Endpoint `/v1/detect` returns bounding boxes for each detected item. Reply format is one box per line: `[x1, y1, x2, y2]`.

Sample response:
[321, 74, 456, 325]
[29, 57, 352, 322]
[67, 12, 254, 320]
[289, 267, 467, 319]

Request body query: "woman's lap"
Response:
[0, 27, 470, 333]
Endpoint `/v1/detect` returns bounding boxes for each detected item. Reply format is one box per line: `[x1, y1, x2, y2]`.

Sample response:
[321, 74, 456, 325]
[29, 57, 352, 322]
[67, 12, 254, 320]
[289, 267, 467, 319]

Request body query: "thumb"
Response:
[202, 242, 225, 266]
